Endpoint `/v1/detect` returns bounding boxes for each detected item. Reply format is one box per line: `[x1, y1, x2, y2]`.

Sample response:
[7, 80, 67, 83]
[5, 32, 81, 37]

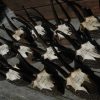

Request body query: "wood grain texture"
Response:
[3, 0, 100, 20]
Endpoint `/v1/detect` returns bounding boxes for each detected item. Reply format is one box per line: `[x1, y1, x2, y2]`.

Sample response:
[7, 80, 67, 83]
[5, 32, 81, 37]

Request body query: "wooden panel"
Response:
[3, 0, 100, 20]
[3, 0, 64, 11]
[15, 3, 75, 20]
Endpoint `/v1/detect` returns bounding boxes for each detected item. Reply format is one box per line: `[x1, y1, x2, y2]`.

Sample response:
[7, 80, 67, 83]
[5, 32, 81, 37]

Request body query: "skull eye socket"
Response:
[20, 33, 25, 39]
[25, 52, 29, 56]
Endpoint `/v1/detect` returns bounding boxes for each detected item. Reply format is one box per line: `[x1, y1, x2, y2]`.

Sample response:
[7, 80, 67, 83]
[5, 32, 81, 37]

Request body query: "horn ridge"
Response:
[50, 0, 61, 25]
[22, 6, 37, 26]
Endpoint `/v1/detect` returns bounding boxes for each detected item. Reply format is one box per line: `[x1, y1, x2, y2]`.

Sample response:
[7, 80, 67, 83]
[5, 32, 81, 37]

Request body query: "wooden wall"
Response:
[2, 0, 100, 20]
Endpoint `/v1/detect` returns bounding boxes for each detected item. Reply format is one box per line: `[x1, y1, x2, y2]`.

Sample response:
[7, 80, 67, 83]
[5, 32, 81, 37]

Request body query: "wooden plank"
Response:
[3, 0, 99, 11]
[15, 0, 100, 20]
[15, 3, 75, 20]
[3, 0, 63, 11]
[3, 0, 100, 19]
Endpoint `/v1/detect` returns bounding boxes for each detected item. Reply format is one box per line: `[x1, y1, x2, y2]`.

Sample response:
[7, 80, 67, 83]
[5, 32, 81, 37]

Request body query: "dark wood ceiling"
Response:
[3, 0, 100, 20]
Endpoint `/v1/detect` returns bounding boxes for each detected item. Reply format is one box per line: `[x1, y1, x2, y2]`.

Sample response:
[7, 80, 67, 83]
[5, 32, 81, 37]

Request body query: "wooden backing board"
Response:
[2, 0, 100, 20]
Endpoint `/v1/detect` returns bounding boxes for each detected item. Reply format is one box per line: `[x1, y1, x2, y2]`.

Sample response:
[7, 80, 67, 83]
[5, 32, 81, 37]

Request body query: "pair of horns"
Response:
[50, 0, 70, 25]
